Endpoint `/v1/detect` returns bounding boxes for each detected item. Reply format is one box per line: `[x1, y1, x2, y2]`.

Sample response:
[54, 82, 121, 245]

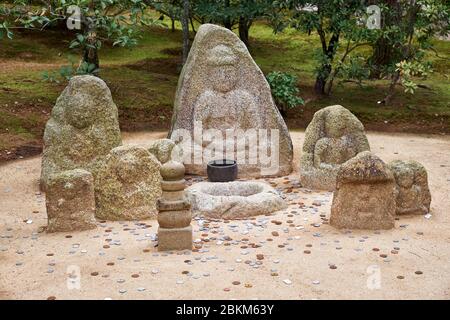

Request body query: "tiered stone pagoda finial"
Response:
[157, 160, 192, 251]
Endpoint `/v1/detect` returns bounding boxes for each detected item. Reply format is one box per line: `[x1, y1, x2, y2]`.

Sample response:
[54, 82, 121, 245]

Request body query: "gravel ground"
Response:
[0, 131, 449, 300]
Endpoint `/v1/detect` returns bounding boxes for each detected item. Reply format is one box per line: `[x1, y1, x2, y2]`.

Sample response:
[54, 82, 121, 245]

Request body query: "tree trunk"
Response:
[239, 17, 251, 48]
[223, 21, 233, 30]
[369, 37, 393, 79]
[382, 71, 400, 105]
[314, 32, 339, 95]
[171, 18, 175, 32]
[314, 73, 329, 95]
[190, 17, 196, 33]
[223, 0, 232, 30]
[82, 29, 99, 75]
[368, 0, 402, 78]
[181, 0, 190, 65]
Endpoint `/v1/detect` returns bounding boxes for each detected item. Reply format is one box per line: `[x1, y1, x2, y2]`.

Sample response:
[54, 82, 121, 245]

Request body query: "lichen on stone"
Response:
[388, 159, 431, 215]
[300, 105, 370, 191]
[40, 75, 122, 190]
[94, 145, 162, 221]
[169, 23, 293, 178]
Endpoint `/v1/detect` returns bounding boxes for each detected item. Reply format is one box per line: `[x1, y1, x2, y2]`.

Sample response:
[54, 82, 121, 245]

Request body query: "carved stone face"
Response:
[324, 110, 347, 138]
[66, 94, 95, 129]
[115, 155, 141, 183]
[314, 137, 358, 167]
[211, 65, 238, 93]
[397, 169, 414, 188]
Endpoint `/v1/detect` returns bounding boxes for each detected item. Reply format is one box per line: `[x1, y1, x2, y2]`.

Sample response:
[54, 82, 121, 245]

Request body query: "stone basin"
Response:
[186, 181, 287, 219]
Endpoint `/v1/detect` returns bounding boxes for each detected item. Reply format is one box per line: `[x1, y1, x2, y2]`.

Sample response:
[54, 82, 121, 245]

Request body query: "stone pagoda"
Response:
[157, 160, 192, 251]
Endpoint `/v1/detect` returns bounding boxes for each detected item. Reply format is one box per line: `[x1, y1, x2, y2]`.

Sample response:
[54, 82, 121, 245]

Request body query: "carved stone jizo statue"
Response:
[300, 105, 370, 191]
[330, 151, 396, 230]
[148, 138, 183, 165]
[94, 146, 162, 221]
[40, 75, 122, 190]
[388, 160, 431, 215]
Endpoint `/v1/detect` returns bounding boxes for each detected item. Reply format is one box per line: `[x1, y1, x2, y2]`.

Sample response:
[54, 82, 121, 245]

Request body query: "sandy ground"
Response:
[0, 130, 449, 300]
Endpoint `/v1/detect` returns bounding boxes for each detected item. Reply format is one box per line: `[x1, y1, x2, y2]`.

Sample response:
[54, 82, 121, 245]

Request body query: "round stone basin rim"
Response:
[186, 180, 288, 219]
[201, 181, 264, 197]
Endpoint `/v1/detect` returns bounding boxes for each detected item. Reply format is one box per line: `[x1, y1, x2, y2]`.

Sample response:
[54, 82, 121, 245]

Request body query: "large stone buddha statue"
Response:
[169, 24, 293, 178]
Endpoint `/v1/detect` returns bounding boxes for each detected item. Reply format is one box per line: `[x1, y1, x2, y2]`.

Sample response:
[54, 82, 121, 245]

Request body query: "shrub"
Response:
[42, 58, 99, 84]
[266, 71, 304, 115]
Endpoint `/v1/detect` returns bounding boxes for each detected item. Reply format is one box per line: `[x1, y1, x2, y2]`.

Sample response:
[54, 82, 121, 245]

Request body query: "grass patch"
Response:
[0, 20, 449, 158]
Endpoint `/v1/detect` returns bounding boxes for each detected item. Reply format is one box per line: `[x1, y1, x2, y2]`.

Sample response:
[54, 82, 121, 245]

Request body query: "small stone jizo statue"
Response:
[388, 160, 431, 215]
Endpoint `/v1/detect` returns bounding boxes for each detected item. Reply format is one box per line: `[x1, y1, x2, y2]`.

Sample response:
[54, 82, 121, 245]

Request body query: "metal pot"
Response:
[207, 159, 238, 182]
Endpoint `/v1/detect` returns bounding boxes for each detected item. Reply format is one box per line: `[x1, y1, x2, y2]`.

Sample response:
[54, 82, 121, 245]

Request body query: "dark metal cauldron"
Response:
[207, 159, 238, 182]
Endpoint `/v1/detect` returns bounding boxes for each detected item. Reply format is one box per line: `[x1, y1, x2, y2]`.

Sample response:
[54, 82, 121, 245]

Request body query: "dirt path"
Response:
[0, 60, 61, 73]
[0, 131, 449, 300]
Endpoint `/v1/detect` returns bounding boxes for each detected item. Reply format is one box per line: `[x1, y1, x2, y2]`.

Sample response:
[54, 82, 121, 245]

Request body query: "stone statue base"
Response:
[46, 169, 97, 233]
[330, 152, 396, 230]
[158, 226, 193, 251]
[299, 166, 339, 191]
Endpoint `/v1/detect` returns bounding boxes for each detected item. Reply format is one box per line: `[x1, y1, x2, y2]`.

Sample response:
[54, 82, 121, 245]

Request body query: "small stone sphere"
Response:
[160, 160, 185, 181]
